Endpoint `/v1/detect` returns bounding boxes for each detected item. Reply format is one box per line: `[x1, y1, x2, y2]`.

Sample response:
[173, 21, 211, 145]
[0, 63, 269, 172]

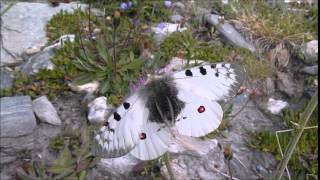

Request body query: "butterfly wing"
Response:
[172, 62, 245, 137]
[93, 93, 149, 158]
[172, 62, 245, 101]
[130, 122, 172, 160]
[174, 89, 223, 137]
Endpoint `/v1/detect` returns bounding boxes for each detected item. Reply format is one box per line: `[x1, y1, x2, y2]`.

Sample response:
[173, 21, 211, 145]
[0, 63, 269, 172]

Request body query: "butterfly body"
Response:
[94, 62, 245, 160]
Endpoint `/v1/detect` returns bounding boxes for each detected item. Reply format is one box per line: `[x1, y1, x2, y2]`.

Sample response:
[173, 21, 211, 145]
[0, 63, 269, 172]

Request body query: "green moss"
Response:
[247, 107, 318, 178]
[12, 43, 80, 100]
[46, 10, 89, 43]
[0, 88, 13, 97]
[49, 135, 65, 152]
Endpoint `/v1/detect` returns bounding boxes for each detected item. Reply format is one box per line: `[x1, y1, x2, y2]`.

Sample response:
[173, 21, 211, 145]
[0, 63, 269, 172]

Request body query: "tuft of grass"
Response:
[247, 106, 318, 178]
[236, 48, 273, 80]
[228, 1, 316, 50]
[139, 158, 163, 179]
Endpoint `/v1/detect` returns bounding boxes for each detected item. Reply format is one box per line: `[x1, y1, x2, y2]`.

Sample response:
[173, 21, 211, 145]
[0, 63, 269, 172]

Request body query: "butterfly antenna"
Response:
[166, 96, 175, 126]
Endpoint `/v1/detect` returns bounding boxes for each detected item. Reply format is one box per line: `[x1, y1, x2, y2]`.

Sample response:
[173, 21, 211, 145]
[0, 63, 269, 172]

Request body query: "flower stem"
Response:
[273, 91, 318, 179]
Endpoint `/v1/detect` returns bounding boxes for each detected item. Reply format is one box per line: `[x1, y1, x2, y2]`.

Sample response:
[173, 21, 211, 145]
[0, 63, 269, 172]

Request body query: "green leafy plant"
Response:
[71, 12, 148, 105]
[247, 106, 318, 178]
[17, 124, 97, 179]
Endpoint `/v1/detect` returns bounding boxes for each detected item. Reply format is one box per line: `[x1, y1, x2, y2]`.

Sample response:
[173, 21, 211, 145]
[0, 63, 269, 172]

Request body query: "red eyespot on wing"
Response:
[139, 132, 146, 140]
[197, 106, 205, 113]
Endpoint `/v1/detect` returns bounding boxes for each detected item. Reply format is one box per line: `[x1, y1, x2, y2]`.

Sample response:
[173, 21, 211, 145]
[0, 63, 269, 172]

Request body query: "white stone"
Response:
[301, 40, 318, 64]
[25, 45, 42, 55]
[151, 22, 187, 36]
[69, 81, 99, 93]
[305, 40, 318, 54]
[43, 34, 75, 51]
[221, 0, 229, 4]
[204, 13, 256, 52]
[87, 96, 110, 124]
[32, 96, 62, 125]
[267, 98, 288, 114]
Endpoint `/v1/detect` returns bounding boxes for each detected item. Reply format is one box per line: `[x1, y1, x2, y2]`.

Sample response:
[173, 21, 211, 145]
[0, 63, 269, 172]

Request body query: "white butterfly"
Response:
[93, 62, 245, 161]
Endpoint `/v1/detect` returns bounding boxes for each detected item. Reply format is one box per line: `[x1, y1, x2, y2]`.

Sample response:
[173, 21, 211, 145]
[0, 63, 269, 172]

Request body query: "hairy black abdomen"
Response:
[144, 76, 185, 124]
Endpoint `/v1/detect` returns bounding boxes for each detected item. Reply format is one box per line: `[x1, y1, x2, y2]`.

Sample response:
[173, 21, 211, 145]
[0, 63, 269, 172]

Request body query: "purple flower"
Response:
[132, 17, 140, 26]
[129, 76, 146, 93]
[120, 2, 128, 10]
[127, 1, 133, 8]
[164, 0, 172, 8]
[156, 22, 167, 30]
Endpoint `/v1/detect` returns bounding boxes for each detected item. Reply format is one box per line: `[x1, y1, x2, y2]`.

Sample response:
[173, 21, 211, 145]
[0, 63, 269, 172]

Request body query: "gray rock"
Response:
[0, 134, 34, 153]
[0, 172, 12, 180]
[301, 65, 318, 75]
[97, 154, 142, 178]
[0, 132, 35, 164]
[170, 14, 183, 23]
[276, 71, 303, 97]
[32, 96, 62, 125]
[0, 123, 61, 166]
[204, 14, 256, 52]
[0, 152, 17, 165]
[1, 2, 86, 66]
[300, 40, 318, 64]
[20, 49, 55, 75]
[0, 96, 37, 137]
[0, 68, 14, 90]
[161, 138, 227, 180]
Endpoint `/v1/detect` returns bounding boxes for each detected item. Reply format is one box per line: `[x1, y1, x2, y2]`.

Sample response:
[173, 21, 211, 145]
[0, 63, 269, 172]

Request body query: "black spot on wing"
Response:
[215, 72, 219, 77]
[199, 66, 207, 75]
[211, 64, 216, 69]
[123, 102, 130, 109]
[113, 112, 121, 121]
[104, 121, 109, 126]
[185, 69, 193, 76]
